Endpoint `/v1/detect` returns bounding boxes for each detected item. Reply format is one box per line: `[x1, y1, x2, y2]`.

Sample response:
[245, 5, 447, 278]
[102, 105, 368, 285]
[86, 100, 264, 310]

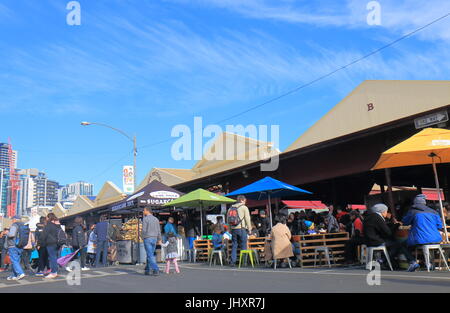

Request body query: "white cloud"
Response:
[170, 0, 450, 41]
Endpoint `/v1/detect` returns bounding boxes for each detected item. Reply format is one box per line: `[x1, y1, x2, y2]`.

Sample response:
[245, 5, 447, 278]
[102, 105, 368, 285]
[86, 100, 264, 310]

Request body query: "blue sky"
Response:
[1, 0, 449, 193]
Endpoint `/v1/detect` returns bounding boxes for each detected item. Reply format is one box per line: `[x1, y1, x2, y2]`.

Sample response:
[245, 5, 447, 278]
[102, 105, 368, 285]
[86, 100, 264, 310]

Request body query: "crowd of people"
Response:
[0, 212, 121, 281]
[0, 192, 447, 280]
[344, 194, 446, 272]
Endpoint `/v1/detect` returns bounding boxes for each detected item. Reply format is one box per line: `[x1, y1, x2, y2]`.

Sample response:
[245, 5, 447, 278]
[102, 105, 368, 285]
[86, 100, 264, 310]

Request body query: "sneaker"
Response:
[152, 270, 160, 276]
[144, 271, 150, 276]
[407, 262, 420, 272]
[81, 267, 90, 271]
[35, 272, 44, 277]
[65, 267, 72, 272]
[6, 276, 17, 281]
[44, 273, 58, 279]
[44, 269, 51, 275]
[16, 273, 25, 280]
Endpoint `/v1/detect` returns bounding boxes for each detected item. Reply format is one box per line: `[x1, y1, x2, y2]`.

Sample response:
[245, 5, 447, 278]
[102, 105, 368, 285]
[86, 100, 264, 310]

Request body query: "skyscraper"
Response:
[0, 143, 17, 170]
[58, 181, 94, 210]
[0, 143, 18, 216]
[16, 169, 60, 216]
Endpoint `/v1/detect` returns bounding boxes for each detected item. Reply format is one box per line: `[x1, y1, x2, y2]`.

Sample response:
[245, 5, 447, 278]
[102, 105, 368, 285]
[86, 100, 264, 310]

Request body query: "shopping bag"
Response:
[4, 253, 11, 265]
[108, 244, 117, 262]
[57, 249, 80, 267]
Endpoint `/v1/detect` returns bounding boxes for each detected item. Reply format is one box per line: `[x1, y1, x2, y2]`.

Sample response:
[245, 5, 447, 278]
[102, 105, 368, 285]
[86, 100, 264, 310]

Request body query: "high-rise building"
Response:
[58, 181, 94, 210]
[16, 169, 60, 216]
[0, 143, 18, 216]
[0, 168, 6, 216]
[34, 172, 59, 208]
[0, 143, 17, 170]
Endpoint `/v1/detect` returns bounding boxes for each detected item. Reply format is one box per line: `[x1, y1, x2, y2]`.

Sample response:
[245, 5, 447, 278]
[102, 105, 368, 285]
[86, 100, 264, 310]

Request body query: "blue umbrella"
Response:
[225, 177, 312, 227]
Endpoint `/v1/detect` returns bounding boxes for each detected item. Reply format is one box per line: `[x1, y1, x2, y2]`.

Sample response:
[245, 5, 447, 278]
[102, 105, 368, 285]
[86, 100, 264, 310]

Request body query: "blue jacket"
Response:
[212, 233, 223, 249]
[164, 223, 178, 236]
[94, 221, 109, 242]
[402, 204, 443, 246]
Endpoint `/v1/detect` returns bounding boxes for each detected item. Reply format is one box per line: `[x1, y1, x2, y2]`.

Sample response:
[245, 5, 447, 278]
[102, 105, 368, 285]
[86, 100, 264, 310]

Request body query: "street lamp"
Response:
[81, 121, 137, 192]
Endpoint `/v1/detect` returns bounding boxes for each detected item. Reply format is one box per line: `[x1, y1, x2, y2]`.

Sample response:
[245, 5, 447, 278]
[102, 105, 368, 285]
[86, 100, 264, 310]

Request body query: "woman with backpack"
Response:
[41, 213, 65, 279]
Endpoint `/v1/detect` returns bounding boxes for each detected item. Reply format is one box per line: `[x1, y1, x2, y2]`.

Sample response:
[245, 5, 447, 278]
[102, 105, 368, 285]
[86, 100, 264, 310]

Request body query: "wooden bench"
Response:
[296, 232, 349, 268]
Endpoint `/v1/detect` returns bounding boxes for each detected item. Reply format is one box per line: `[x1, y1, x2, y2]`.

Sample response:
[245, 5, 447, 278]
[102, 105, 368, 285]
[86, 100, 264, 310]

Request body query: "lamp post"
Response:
[81, 122, 137, 192]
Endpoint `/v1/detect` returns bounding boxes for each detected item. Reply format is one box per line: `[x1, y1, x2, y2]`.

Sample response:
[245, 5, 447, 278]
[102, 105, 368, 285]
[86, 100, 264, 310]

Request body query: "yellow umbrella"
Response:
[372, 127, 450, 241]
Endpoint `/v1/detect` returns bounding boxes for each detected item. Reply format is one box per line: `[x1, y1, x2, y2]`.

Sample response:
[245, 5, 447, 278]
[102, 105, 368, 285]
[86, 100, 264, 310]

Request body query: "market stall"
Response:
[108, 180, 184, 264]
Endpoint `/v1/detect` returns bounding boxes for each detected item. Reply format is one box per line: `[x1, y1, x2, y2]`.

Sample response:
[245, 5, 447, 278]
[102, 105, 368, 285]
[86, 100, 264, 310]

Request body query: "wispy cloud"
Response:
[1, 0, 449, 118]
[170, 0, 450, 41]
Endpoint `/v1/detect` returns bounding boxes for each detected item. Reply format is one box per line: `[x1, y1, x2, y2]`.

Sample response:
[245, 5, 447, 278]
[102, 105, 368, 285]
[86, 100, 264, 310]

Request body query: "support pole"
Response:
[432, 158, 449, 243]
[200, 202, 203, 237]
[384, 168, 396, 219]
[268, 193, 273, 228]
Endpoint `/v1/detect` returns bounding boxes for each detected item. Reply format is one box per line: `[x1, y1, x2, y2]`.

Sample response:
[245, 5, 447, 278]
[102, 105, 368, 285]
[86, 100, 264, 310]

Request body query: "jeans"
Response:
[21, 249, 31, 270]
[231, 228, 248, 264]
[95, 240, 108, 268]
[47, 245, 58, 274]
[187, 237, 196, 250]
[8, 247, 24, 277]
[144, 238, 159, 273]
[1, 249, 7, 268]
[37, 246, 49, 272]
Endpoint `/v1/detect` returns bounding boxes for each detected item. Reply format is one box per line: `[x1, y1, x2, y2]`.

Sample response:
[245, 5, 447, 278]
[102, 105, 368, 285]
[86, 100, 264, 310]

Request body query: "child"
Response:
[212, 228, 224, 251]
[161, 232, 180, 274]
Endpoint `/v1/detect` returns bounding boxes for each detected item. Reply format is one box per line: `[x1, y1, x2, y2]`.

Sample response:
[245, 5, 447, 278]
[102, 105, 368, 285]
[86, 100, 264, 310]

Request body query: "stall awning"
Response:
[282, 201, 367, 210]
[110, 180, 184, 212]
[423, 189, 445, 201]
[282, 200, 327, 210]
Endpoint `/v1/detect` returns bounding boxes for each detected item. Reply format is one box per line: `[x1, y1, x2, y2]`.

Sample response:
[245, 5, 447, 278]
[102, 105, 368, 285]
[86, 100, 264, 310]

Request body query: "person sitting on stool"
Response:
[363, 204, 419, 272]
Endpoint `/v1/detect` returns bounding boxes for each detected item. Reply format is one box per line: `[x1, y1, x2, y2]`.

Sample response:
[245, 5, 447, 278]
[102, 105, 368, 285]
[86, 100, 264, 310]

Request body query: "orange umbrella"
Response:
[372, 127, 450, 241]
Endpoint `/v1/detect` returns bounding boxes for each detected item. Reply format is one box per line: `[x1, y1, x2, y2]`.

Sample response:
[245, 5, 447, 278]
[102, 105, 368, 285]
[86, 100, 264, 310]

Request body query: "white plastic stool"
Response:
[366, 245, 393, 271]
[415, 244, 450, 272]
[209, 250, 224, 266]
[360, 244, 368, 265]
[314, 246, 336, 268]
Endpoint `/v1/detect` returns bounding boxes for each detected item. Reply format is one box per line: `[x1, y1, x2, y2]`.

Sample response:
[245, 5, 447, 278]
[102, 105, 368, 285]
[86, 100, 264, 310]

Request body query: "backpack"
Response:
[227, 206, 242, 227]
[15, 223, 30, 249]
[56, 227, 68, 247]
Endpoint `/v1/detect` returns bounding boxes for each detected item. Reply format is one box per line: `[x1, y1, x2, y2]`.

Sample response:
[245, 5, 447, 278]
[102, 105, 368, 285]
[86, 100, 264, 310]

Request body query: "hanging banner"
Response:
[123, 166, 134, 194]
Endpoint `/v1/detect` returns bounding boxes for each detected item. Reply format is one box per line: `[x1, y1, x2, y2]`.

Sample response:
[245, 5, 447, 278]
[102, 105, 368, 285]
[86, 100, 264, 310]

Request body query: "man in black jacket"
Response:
[363, 204, 419, 272]
[70, 216, 89, 271]
[254, 210, 271, 237]
[35, 217, 49, 277]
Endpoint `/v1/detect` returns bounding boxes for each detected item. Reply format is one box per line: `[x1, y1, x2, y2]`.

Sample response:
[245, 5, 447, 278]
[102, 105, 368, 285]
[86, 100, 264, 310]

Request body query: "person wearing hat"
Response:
[6, 216, 26, 280]
[363, 204, 419, 272]
[402, 194, 443, 248]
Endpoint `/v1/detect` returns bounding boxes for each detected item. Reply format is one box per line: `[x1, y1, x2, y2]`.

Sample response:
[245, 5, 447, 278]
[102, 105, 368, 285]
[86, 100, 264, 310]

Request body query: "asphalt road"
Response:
[1, 263, 450, 293]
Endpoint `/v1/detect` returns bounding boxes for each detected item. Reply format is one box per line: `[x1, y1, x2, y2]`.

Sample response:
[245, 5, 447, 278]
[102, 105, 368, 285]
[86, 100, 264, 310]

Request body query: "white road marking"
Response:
[0, 271, 128, 289]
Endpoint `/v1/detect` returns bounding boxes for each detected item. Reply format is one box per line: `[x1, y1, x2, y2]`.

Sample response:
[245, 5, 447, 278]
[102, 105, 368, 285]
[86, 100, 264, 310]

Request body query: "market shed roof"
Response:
[285, 80, 450, 152]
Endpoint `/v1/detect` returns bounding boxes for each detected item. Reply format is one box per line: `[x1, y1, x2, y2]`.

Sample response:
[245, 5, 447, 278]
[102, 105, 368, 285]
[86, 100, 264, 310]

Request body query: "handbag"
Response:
[4, 253, 11, 265]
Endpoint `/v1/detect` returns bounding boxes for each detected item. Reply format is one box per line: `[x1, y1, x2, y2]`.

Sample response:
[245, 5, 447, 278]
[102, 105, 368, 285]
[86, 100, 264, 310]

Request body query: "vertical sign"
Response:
[123, 166, 134, 194]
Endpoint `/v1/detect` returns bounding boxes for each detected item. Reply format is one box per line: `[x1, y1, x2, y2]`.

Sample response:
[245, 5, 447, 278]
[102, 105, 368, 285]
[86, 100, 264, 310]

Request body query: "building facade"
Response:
[58, 181, 94, 210]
